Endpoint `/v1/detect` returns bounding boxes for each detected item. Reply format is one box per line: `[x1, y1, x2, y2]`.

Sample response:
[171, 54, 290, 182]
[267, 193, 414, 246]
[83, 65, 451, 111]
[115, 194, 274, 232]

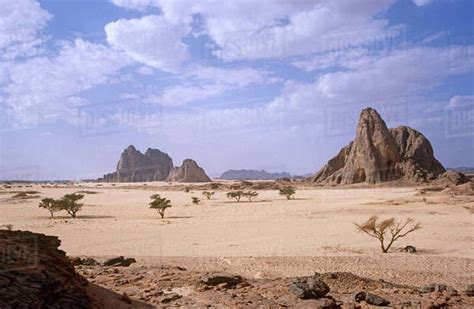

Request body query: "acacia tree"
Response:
[149, 194, 172, 219]
[38, 198, 61, 218]
[202, 191, 215, 200]
[279, 187, 296, 200]
[59, 193, 84, 218]
[243, 191, 258, 202]
[227, 191, 244, 202]
[355, 216, 421, 253]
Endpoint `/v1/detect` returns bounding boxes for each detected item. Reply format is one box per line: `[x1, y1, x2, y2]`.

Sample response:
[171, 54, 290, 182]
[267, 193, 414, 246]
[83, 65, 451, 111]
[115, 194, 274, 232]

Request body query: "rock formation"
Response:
[0, 230, 91, 308]
[167, 159, 211, 182]
[102, 145, 173, 182]
[100, 146, 211, 183]
[313, 107, 445, 184]
[220, 169, 292, 180]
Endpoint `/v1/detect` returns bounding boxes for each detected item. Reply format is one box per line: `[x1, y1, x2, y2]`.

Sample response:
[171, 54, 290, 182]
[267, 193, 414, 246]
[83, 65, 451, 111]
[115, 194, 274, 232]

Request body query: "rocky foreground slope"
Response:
[100, 145, 211, 183]
[313, 108, 446, 185]
[1, 230, 473, 308]
[0, 230, 91, 308]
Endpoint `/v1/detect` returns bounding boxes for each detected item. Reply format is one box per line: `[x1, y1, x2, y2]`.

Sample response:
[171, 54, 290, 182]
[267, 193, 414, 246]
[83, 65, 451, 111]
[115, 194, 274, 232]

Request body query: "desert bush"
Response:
[355, 216, 421, 253]
[202, 191, 215, 200]
[58, 193, 84, 218]
[210, 183, 222, 189]
[279, 186, 296, 200]
[243, 191, 258, 201]
[191, 197, 200, 205]
[149, 194, 172, 219]
[227, 191, 244, 202]
[184, 186, 190, 193]
[38, 198, 61, 218]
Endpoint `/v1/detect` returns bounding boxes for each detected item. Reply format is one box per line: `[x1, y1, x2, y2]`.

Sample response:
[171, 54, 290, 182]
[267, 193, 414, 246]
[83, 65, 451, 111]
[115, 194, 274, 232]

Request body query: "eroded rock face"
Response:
[101, 145, 173, 182]
[313, 108, 445, 184]
[167, 159, 211, 182]
[0, 230, 90, 308]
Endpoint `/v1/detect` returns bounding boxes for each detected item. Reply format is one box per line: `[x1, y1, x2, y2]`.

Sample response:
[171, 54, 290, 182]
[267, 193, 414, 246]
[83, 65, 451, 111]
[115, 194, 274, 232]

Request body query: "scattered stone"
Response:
[289, 276, 330, 299]
[465, 285, 474, 297]
[70, 257, 101, 266]
[420, 283, 454, 294]
[294, 297, 338, 308]
[159, 293, 182, 303]
[200, 273, 243, 288]
[366, 293, 390, 306]
[103, 256, 137, 267]
[353, 291, 367, 302]
[403, 245, 417, 253]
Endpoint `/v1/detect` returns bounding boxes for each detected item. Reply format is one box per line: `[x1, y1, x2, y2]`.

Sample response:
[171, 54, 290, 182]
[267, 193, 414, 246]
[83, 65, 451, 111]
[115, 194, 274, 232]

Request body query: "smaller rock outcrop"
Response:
[167, 159, 211, 182]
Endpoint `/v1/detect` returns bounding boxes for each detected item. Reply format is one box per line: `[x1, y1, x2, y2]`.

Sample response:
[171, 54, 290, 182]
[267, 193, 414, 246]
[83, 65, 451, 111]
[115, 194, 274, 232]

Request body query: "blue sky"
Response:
[0, 0, 473, 180]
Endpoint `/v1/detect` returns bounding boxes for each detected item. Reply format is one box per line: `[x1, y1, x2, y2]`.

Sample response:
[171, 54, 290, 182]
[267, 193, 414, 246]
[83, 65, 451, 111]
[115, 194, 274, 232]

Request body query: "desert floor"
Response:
[1, 182, 473, 289]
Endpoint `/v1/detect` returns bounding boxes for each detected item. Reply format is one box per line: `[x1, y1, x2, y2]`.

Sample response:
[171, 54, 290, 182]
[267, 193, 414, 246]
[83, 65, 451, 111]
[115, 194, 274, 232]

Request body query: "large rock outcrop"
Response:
[313, 107, 445, 184]
[101, 145, 173, 182]
[0, 230, 91, 308]
[167, 159, 211, 182]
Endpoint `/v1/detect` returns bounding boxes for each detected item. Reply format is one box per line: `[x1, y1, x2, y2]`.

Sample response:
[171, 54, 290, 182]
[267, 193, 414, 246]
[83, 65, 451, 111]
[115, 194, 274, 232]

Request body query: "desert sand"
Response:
[1, 182, 473, 290]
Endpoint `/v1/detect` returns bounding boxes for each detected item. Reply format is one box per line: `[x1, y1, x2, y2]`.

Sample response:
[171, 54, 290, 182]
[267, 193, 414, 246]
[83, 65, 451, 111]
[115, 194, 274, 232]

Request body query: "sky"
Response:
[0, 0, 473, 180]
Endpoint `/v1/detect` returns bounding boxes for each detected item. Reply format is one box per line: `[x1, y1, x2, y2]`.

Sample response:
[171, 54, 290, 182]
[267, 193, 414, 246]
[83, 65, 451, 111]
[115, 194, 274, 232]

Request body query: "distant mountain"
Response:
[448, 167, 474, 174]
[220, 169, 291, 180]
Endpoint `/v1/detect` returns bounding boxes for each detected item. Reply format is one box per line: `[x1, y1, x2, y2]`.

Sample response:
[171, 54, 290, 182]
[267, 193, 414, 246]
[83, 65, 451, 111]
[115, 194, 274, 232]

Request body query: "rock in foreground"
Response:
[0, 230, 91, 308]
[313, 107, 445, 184]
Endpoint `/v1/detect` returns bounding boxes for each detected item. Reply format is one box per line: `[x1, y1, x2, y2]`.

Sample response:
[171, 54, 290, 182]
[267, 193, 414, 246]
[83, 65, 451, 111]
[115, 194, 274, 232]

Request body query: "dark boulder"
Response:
[289, 276, 330, 299]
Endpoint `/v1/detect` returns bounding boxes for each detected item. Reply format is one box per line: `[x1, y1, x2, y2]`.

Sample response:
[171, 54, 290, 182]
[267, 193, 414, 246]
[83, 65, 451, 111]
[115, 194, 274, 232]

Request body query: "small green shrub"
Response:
[202, 191, 215, 200]
[279, 187, 296, 200]
[149, 194, 172, 219]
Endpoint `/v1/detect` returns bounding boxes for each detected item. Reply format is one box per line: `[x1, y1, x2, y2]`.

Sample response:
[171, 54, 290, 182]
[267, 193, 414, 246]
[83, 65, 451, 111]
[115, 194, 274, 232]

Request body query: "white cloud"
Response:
[291, 48, 370, 72]
[5, 39, 131, 124]
[108, 0, 399, 61]
[0, 0, 51, 59]
[448, 95, 474, 108]
[413, 0, 434, 6]
[148, 66, 278, 106]
[105, 15, 190, 72]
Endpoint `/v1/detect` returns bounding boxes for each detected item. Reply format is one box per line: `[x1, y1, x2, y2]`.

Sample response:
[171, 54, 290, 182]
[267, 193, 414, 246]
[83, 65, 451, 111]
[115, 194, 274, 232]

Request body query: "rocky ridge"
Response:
[313, 107, 446, 184]
[100, 146, 211, 183]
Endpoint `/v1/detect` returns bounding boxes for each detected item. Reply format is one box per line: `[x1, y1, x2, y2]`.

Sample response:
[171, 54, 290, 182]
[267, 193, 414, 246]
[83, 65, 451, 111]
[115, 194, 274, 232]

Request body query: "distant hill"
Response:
[448, 167, 474, 174]
[220, 169, 291, 180]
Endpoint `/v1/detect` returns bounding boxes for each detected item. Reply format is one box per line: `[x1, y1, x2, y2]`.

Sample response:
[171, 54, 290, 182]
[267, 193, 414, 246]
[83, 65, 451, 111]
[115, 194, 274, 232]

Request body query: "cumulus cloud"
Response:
[108, 0, 399, 61]
[105, 15, 190, 72]
[5, 39, 131, 124]
[0, 0, 51, 59]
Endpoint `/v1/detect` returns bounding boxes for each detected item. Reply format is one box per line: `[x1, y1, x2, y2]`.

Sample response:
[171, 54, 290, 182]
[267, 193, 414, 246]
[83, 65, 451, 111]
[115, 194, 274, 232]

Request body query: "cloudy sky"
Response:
[0, 0, 473, 180]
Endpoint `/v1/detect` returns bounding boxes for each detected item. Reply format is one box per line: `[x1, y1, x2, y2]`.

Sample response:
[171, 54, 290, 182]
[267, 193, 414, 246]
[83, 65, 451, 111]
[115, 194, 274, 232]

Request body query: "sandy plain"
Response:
[1, 181, 473, 289]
